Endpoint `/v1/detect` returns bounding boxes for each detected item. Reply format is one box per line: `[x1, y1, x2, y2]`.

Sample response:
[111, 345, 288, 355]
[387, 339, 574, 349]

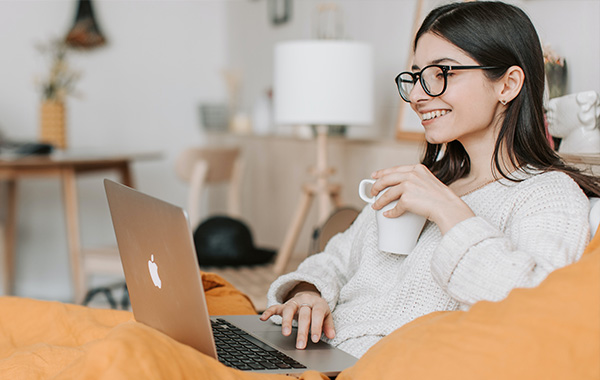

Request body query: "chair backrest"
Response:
[310, 207, 360, 255]
[175, 147, 243, 228]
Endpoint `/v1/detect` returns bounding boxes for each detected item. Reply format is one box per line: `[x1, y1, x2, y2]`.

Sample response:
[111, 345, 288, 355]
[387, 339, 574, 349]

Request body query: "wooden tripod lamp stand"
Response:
[271, 40, 374, 275]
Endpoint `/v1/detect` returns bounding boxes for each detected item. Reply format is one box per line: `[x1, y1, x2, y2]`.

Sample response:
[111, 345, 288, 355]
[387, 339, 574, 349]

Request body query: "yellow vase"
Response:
[40, 100, 67, 149]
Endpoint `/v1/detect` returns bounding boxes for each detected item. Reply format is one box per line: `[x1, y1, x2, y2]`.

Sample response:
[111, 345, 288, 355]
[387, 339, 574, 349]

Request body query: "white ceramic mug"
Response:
[358, 179, 427, 255]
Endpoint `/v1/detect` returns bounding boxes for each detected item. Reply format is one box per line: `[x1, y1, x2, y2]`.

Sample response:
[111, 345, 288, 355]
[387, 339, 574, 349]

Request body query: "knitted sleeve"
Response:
[430, 172, 590, 306]
[266, 206, 371, 312]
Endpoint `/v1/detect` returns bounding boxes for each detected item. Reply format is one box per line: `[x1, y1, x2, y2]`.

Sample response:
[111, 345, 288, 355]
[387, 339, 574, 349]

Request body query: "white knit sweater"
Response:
[266, 170, 590, 358]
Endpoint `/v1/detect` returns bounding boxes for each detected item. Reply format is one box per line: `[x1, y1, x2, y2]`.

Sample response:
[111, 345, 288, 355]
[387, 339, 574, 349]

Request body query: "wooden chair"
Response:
[176, 146, 282, 312]
[175, 147, 243, 229]
[309, 206, 360, 256]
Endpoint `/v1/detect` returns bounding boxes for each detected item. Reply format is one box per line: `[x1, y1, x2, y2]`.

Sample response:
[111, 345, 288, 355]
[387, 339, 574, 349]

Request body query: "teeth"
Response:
[422, 110, 449, 121]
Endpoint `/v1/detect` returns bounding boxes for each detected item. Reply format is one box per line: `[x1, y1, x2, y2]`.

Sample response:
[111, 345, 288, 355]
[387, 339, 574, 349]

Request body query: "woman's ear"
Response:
[498, 65, 525, 104]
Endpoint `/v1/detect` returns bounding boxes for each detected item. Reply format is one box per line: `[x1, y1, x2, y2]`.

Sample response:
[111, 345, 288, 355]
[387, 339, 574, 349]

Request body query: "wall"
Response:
[0, 0, 598, 302]
[0, 0, 229, 300]
[226, 0, 600, 136]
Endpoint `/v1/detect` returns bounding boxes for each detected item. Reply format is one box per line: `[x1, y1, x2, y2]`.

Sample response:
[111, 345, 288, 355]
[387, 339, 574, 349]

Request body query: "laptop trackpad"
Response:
[253, 331, 333, 351]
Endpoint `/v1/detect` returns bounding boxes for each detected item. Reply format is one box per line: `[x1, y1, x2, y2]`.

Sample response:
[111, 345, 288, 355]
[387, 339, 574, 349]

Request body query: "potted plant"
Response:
[36, 39, 81, 150]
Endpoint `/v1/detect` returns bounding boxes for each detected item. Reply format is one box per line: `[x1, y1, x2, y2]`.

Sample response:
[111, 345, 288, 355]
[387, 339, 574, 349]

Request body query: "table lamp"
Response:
[272, 40, 373, 274]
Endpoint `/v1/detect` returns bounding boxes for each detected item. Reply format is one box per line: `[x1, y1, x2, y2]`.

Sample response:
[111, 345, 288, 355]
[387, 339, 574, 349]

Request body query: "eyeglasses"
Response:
[395, 64, 501, 103]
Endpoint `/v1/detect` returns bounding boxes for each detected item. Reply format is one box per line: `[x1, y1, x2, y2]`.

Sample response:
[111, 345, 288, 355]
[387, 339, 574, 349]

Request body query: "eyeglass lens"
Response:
[397, 66, 446, 101]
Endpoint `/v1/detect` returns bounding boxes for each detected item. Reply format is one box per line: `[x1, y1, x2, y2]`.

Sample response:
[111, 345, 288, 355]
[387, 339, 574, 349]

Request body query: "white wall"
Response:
[227, 0, 600, 136]
[0, 0, 598, 302]
[0, 0, 229, 300]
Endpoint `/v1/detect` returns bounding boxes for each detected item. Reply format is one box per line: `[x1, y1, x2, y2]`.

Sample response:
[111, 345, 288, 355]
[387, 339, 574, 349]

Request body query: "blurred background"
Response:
[0, 0, 598, 302]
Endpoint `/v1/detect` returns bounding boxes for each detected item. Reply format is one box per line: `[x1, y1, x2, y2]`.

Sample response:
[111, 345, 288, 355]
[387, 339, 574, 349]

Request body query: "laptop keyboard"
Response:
[211, 318, 307, 371]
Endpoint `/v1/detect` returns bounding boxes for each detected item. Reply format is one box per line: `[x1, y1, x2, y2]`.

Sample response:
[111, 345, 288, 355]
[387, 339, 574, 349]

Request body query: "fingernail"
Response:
[283, 327, 291, 335]
[296, 340, 305, 349]
[312, 334, 319, 343]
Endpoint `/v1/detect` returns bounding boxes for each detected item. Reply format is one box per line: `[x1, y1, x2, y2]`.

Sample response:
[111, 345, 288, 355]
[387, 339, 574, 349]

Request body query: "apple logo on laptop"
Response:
[148, 254, 162, 289]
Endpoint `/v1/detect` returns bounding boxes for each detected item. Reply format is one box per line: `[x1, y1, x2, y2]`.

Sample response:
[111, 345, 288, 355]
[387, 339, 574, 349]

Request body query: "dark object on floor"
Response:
[193, 216, 276, 267]
[82, 283, 129, 310]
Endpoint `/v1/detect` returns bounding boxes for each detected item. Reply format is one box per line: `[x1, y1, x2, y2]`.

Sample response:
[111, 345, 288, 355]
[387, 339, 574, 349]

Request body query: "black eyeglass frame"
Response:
[395, 64, 501, 102]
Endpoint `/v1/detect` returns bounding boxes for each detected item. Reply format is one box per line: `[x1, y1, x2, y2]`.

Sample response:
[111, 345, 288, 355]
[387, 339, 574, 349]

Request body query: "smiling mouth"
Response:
[420, 110, 451, 121]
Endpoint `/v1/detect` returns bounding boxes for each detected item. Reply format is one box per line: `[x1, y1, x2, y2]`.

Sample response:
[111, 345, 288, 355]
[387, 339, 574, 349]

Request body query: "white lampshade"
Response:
[274, 40, 374, 126]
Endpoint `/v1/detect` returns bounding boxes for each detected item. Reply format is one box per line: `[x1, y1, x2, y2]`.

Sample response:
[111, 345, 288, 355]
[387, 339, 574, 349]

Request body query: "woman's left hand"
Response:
[370, 164, 475, 234]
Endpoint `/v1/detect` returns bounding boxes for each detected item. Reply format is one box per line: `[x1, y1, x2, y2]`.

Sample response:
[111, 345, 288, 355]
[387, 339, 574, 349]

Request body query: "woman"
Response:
[261, 1, 600, 358]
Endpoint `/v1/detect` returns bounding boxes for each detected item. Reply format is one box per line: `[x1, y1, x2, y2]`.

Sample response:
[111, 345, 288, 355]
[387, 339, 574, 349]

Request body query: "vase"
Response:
[40, 100, 67, 149]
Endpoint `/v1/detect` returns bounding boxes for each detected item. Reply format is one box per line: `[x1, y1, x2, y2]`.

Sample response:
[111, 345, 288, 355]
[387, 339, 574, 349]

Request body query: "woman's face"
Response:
[410, 32, 503, 147]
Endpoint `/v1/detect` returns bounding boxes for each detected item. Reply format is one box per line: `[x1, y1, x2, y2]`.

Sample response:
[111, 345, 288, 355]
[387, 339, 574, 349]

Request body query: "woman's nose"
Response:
[409, 80, 430, 103]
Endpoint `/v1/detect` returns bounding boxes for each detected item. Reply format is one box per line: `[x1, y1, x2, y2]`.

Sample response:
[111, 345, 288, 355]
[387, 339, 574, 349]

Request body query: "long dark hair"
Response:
[416, 1, 600, 196]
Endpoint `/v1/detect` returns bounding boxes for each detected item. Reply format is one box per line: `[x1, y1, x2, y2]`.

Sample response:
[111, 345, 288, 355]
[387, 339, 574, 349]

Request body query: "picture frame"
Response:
[395, 0, 426, 141]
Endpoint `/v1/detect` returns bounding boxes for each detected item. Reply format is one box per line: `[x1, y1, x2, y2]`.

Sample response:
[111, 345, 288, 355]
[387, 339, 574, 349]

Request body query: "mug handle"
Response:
[358, 179, 376, 203]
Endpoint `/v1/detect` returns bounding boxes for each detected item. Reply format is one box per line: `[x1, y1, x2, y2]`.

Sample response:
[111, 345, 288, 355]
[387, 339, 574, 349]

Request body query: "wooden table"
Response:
[0, 151, 159, 302]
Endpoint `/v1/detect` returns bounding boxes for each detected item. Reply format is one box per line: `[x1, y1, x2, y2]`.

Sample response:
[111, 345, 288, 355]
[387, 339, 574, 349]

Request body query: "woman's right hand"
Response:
[259, 283, 335, 349]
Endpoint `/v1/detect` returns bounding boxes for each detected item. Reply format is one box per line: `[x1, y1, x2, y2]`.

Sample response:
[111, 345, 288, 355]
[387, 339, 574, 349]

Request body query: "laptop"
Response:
[103, 179, 357, 376]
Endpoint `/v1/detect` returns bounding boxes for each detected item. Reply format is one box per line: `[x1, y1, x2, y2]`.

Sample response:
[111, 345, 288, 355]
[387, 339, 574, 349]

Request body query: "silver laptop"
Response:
[104, 179, 357, 376]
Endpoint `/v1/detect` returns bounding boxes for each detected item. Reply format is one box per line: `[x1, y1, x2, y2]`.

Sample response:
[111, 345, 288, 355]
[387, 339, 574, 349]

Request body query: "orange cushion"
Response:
[339, 232, 600, 380]
[0, 271, 266, 380]
[202, 271, 257, 315]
